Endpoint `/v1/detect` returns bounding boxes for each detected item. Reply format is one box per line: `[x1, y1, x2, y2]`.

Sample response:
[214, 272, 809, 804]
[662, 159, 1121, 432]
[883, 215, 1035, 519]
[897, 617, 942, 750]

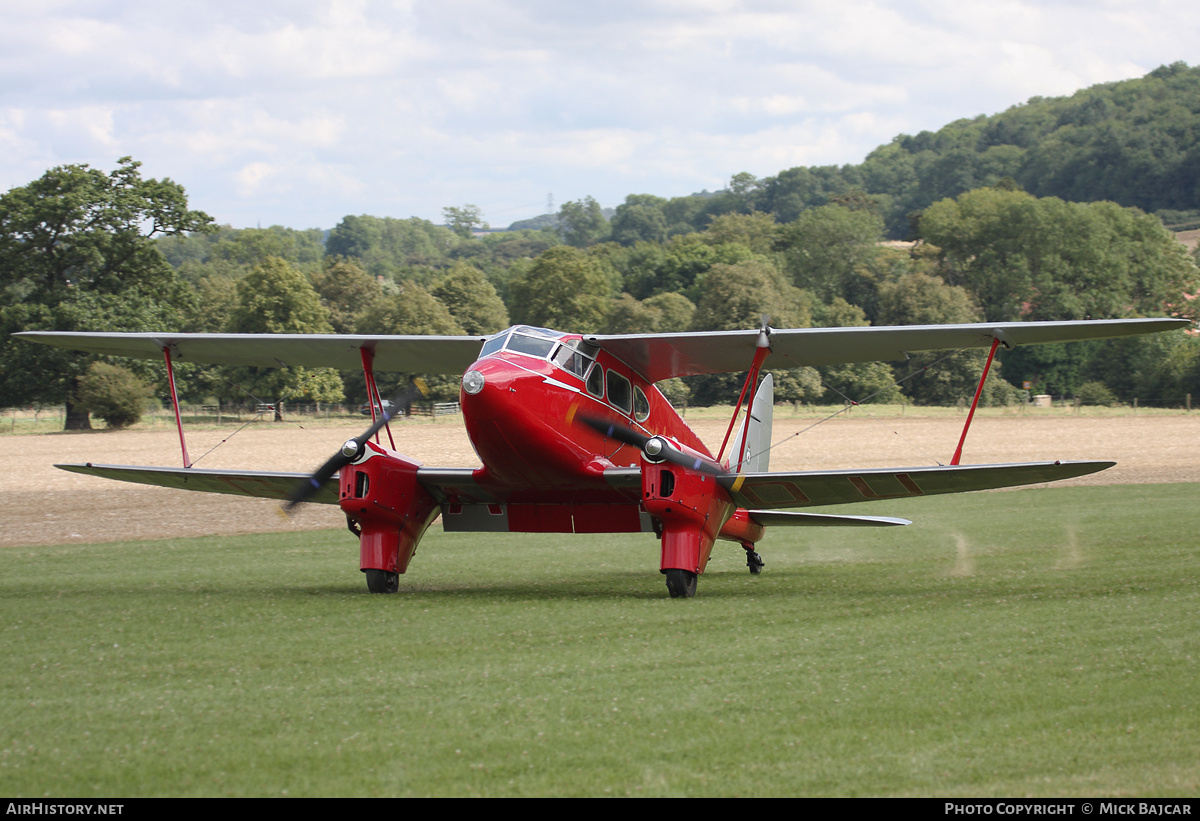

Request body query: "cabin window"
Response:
[606, 370, 632, 415]
[633, 386, 650, 422]
[586, 362, 604, 397]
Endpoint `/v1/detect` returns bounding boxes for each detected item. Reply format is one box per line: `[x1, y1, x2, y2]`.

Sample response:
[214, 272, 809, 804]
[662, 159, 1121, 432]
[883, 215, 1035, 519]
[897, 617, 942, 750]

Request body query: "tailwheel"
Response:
[745, 548, 764, 575]
[664, 568, 697, 598]
[364, 568, 399, 594]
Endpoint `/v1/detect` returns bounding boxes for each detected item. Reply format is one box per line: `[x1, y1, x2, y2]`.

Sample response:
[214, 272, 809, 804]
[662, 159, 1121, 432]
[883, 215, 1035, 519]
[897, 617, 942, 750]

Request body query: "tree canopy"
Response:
[10, 67, 1200, 424]
[508, 246, 613, 332]
[0, 157, 212, 427]
[919, 187, 1200, 323]
[218, 257, 343, 416]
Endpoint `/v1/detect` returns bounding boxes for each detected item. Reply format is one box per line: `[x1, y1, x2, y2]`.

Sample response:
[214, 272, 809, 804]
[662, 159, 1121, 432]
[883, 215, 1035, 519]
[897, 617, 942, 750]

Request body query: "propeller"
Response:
[576, 414, 726, 477]
[284, 378, 428, 511]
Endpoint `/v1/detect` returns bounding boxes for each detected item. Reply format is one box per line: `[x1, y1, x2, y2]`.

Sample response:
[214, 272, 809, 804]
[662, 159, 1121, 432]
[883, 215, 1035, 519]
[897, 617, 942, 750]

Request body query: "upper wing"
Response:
[15, 331, 487, 374]
[586, 318, 1189, 382]
[16, 318, 1188, 382]
[722, 461, 1113, 510]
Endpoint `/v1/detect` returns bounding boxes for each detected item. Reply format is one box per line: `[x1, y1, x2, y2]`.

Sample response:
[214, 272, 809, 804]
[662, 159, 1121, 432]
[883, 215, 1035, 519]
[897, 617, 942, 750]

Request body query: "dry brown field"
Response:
[3, 410, 1197, 548]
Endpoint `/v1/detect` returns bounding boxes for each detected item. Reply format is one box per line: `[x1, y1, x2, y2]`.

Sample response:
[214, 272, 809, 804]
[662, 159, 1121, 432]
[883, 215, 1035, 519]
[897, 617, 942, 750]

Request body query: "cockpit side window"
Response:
[479, 334, 507, 358]
[552, 341, 592, 378]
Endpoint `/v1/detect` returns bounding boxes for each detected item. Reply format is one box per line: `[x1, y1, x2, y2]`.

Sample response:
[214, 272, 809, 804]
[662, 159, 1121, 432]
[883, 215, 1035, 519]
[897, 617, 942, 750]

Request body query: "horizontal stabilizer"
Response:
[748, 510, 911, 527]
[724, 460, 1114, 510]
[56, 463, 340, 505]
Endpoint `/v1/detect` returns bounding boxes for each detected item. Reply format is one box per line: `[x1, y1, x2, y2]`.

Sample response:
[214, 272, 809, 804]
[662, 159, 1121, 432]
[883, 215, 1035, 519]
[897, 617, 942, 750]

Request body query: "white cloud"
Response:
[0, 0, 1197, 227]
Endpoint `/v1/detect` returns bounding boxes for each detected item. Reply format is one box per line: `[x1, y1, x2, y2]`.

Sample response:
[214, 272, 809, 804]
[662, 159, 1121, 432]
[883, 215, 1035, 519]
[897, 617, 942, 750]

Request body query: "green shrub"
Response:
[1075, 380, 1118, 407]
[75, 362, 152, 429]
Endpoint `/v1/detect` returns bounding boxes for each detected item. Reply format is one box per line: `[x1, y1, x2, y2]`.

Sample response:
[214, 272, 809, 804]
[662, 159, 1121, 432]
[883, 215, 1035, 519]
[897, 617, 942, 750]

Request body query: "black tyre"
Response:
[664, 568, 697, 598]
[365, 568, 399, 594]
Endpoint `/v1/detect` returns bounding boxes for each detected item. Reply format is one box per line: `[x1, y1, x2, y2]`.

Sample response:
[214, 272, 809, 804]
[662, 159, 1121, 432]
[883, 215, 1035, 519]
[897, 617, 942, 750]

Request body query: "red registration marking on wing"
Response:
[738, 480, 811, 508]
[848, 473, 924, 500]
[219, 476, 285, 498]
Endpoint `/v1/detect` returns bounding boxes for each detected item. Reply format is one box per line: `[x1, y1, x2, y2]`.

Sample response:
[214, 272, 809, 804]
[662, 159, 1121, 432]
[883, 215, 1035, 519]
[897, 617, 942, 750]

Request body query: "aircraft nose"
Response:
[461, 368, 485, 396]
[460, 357, 520, 416]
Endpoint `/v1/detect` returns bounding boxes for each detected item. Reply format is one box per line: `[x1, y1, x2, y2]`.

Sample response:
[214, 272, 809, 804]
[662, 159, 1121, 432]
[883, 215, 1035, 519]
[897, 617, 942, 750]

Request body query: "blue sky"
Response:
[2, 0, 1196, 230]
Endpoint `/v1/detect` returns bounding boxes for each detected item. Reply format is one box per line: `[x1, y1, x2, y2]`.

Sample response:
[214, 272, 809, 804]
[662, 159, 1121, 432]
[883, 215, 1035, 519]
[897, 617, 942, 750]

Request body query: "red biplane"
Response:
[17, 317, 1186, 597]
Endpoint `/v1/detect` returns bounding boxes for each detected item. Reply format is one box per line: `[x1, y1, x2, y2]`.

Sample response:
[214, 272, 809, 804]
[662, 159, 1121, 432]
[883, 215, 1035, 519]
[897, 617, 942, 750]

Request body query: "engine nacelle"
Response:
[339, 442, 439, 575]
[641, 461, 734, 575]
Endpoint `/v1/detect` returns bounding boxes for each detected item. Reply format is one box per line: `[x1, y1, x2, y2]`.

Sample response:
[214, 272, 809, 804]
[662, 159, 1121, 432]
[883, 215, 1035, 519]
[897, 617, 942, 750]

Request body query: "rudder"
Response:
[729, 372, 774, 473]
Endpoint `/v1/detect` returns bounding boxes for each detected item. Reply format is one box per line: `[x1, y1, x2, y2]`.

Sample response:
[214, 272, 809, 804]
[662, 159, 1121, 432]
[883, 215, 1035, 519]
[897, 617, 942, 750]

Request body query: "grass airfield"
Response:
[2, 483, 1198, 797]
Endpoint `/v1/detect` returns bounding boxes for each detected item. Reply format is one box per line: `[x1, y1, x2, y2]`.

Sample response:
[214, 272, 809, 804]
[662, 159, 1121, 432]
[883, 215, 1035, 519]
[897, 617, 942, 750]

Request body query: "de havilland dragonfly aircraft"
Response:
[17, 316, 1188, 597]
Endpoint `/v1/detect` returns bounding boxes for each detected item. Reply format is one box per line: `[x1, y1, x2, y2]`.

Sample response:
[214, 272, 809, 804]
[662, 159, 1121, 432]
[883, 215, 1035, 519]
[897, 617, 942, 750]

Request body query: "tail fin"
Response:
[729, 372, 774, 473]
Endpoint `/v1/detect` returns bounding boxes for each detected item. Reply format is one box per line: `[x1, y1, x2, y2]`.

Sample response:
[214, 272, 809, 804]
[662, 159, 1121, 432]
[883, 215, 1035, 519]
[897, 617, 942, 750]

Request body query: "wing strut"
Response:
[162, 345, 191, 468]
[359, 347, 396, 450]
[950, 333, 1004, 465]
[718, 323, 772, 469]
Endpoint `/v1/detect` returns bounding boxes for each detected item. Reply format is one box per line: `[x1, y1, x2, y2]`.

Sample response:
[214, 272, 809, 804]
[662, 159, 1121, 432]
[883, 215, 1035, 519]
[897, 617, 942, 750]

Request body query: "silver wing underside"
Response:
[19, 332, 486, 374]
[17, 318, 1188, 382]
[56, 463, 342, 505]
[586, 318, 1190, 382]
[722, 460, 1113, 509]
[57, 460, 1113, 524]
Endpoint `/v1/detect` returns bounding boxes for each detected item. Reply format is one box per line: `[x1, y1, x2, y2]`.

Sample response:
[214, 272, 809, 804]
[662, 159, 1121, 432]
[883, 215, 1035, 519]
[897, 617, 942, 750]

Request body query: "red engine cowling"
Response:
[339, 442, 440, 575]
[640, 461, 735, 575]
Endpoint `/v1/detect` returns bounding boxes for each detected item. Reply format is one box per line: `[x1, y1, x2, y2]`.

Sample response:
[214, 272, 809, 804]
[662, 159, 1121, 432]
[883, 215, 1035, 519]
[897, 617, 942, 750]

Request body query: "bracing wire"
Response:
[737, 347, 977, 469]
[181, 345, 364, 467]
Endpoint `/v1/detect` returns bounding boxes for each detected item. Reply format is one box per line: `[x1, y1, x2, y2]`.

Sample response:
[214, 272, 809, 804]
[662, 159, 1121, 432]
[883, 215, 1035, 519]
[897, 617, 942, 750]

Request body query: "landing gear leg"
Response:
[664, 568, 697, 598]
[364, 568, 399, 594]
[744, 544, 764, 575]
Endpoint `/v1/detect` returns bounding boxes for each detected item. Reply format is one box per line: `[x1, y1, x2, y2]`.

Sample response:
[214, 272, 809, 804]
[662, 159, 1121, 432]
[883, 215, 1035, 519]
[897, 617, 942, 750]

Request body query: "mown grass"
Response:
[1, 483, 1198, 797]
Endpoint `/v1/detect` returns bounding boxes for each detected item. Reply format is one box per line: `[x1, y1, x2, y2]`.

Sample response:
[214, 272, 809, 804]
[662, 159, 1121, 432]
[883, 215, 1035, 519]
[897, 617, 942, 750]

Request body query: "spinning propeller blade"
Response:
[577, 414, 651, 450]
[284, 378, 429, 511]
[576, 415, 726, 477]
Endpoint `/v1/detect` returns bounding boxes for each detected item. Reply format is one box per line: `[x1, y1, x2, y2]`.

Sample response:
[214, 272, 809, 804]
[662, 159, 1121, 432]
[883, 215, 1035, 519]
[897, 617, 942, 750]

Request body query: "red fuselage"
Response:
[459, 326, 711, 501]
[342, 325, 762, 583]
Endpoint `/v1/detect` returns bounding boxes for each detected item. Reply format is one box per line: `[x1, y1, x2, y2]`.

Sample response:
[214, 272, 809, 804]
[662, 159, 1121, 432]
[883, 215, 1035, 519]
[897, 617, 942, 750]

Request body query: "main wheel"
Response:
[664, 568, 697, 598]
[364, 568, 399, 594]
[746, 550, 764, 575]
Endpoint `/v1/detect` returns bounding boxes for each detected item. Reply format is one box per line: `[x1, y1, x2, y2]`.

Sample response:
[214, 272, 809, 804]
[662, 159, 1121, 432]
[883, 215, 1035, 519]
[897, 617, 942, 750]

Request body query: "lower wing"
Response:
[57, 460, 1111, 533]
[56, 463, 341, 505]
[747, 511, 911, 527]
[723, 461, 1113, 509]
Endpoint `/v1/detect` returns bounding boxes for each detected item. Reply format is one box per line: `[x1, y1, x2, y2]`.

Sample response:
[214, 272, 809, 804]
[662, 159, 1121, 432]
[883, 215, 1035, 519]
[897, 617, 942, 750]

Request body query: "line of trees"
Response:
[562, 62, 1200, 240]
[7, 64, 1200, 429]
[3, 157, 1198, 431]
